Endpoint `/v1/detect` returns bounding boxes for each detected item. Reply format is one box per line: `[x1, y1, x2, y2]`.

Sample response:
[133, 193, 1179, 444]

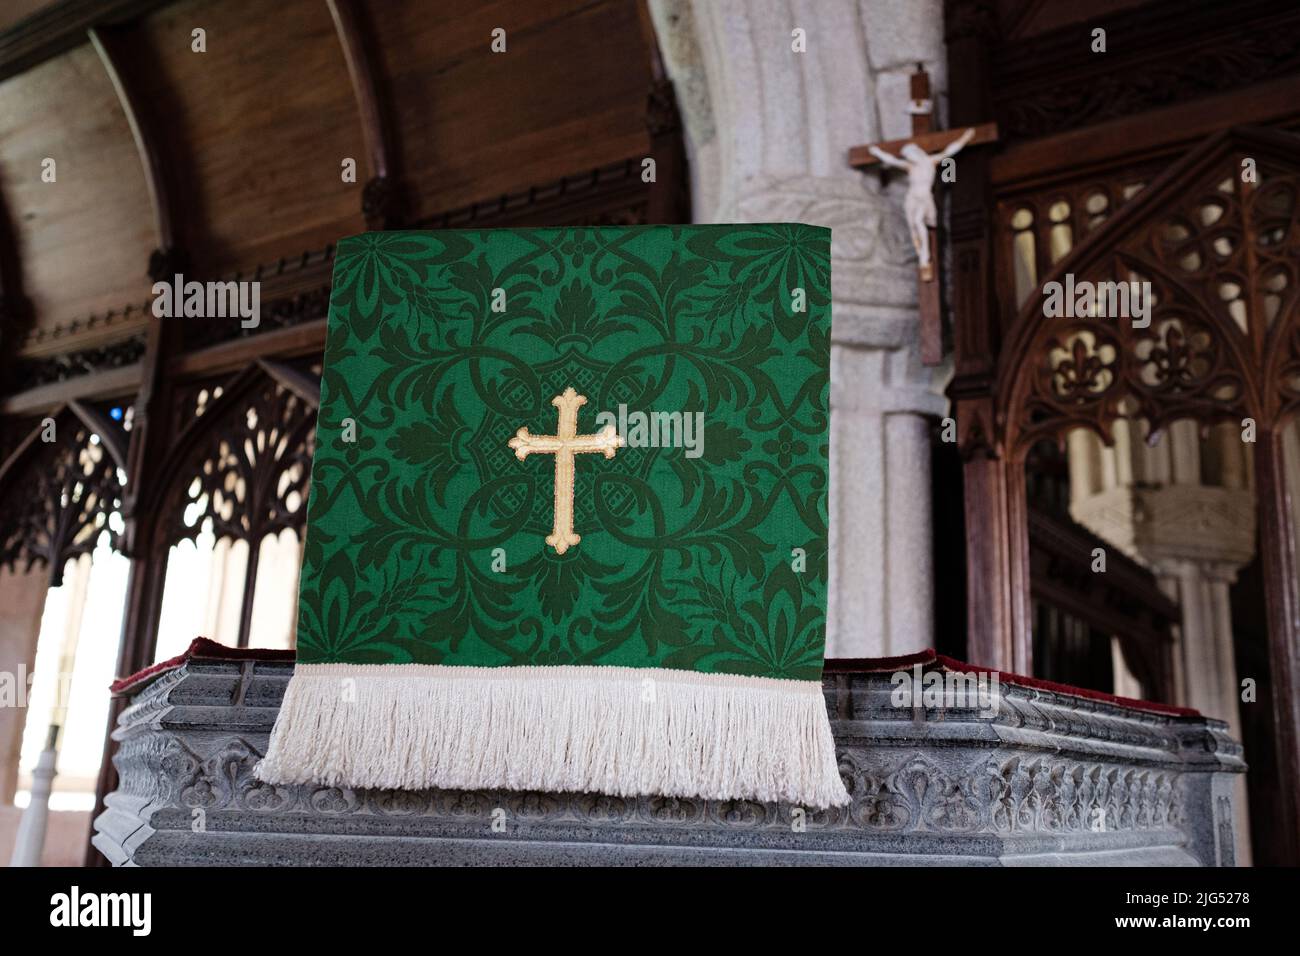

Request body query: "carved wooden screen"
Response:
[0, 403, 130, 587]
[1001, 130, 1300, 454]
[996, 163, 1164, 318]
[988, 130, 1300, 646]
[981, 129, 1300, 829]
[981, 127, 1300, 677]
[148, 362, 320, 649]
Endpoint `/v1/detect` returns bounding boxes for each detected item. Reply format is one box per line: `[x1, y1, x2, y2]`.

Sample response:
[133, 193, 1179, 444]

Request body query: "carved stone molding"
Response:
[645, 0, 715, 146]
[94, 656, 1243, 866]
[731, 175, 916, 318]
[1071, 484, 1257, 569]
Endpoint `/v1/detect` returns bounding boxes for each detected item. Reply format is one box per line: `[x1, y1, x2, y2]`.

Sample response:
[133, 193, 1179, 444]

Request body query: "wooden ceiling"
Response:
[0, 0, 655, 361]
[0, 41, 157, 342]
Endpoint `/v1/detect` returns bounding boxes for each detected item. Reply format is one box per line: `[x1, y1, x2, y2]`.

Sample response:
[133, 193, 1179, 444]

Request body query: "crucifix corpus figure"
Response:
[867, 128, 975, 282]
[848, 65, 998, 365]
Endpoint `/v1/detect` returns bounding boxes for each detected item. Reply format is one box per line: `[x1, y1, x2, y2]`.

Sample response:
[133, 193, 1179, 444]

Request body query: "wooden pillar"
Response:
[957, 419, 1032, 672]
[961, 447, 1013, 668]
[236, 537, 261, 648]
[80, 7, 193, 864]
[83, 313, 176, 866]
[943, 0, 1023, 671]
[636, 0, 688, 225]
[1255, 426, 1300, 864]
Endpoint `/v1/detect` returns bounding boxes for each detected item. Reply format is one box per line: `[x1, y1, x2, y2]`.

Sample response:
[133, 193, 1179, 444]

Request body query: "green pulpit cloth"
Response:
[256, 224, 849, 808]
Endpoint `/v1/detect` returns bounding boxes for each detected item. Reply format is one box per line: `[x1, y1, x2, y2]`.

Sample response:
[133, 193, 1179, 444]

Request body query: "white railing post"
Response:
[9, 733, 58, 867]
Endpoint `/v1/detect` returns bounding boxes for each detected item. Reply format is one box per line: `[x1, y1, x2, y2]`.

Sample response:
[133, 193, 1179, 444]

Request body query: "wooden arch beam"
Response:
[256, 358, 322, 408]
[68, 398, 130, 472]
[327, 0, 404, 229]
[0, 405, 63, 489]
[88, 23, 183, 279]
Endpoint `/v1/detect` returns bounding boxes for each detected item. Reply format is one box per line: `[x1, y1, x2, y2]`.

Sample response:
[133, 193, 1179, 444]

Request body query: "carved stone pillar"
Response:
[649, 0, 950, 656]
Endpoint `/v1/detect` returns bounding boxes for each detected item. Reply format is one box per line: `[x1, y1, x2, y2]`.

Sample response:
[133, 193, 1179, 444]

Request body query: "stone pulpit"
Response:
[93, 640, 1244, 866]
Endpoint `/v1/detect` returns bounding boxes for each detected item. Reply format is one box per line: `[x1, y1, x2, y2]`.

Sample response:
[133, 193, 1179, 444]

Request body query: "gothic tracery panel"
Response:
[1003, 134, 1300, 454]
[0, 407, 128, 586]
[159, 368, 318, 550]
[998, 162, 1162, 313]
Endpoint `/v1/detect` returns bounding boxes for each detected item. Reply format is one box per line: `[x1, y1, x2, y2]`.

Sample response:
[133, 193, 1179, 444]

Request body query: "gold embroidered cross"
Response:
[508, 387, 623, 554]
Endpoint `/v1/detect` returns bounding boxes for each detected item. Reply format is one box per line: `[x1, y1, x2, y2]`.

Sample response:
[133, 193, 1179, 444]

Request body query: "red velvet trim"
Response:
[110, 637, 295, 695]
[112, 640, 1199, 717]
[824, 648, 1199, 717]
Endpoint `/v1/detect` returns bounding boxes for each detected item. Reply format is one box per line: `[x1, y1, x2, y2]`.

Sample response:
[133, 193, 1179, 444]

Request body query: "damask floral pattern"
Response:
[298, 225, 831, 679]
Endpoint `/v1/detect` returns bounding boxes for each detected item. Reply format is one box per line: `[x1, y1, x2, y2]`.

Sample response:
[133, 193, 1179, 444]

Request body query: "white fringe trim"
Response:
[254, 664, 850, 809]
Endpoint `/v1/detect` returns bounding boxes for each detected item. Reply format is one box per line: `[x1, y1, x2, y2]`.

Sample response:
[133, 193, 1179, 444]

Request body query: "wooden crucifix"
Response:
[849, 66, 998, 365]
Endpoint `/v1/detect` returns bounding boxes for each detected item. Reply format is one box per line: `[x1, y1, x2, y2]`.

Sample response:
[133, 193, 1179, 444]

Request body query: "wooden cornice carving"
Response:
[991, 0, 1300, 142]
[413, 158, 654, 230]
[6, 156, 667, 400]
[0, 0, 173, 84]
